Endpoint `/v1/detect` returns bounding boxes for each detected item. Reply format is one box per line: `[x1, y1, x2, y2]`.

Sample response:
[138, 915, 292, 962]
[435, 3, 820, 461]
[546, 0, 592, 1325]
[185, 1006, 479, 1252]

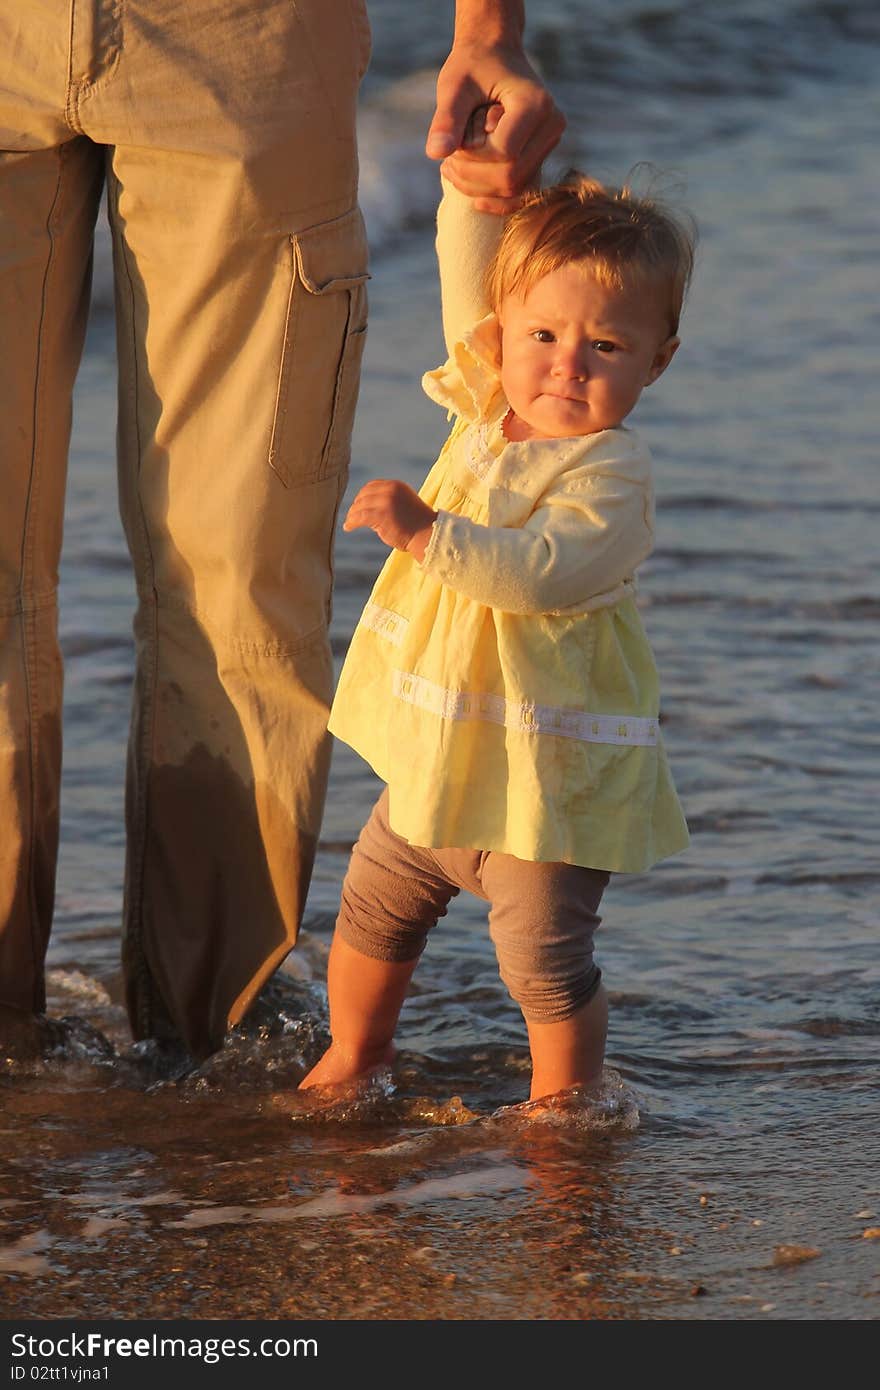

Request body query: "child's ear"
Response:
[645, 335, 679, 386]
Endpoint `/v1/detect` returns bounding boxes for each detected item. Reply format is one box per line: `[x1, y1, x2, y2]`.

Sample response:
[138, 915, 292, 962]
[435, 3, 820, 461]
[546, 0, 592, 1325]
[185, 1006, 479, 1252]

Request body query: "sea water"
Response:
[2, 0, 879, 1321]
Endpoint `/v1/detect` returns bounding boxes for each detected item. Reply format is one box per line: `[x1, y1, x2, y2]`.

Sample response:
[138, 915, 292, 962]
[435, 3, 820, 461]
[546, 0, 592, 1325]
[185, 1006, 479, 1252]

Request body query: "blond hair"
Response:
[485, 172, 696, 336]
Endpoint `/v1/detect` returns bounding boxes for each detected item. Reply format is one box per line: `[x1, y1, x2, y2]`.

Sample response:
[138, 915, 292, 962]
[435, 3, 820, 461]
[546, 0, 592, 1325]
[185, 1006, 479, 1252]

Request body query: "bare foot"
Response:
[297, 1039, 397, 1091]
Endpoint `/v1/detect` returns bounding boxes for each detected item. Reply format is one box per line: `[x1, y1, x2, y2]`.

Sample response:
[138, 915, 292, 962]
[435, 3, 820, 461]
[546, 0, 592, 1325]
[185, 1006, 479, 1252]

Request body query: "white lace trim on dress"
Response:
[390, 670, 659, 747]
[360, 602, 409, 647]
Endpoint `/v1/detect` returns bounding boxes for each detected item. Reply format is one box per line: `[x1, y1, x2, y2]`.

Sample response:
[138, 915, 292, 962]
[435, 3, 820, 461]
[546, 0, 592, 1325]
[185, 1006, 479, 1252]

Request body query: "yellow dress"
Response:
[328, 185, 689, 873]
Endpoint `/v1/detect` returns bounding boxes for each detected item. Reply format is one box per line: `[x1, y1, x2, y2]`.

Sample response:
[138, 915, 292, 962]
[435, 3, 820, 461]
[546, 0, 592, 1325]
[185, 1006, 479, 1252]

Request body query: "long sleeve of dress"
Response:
[420, 434, 655, 615]
[435, 176, 505, 357]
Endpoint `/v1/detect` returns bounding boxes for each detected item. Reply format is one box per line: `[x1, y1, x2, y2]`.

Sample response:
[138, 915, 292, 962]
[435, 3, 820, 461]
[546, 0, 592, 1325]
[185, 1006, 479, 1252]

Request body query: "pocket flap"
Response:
[293, 206, 371, 294]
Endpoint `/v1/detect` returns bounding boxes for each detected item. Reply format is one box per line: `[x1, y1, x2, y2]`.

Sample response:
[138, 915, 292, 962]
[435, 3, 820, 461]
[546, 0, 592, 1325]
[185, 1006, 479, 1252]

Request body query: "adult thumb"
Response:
[425, 79, 475, 160]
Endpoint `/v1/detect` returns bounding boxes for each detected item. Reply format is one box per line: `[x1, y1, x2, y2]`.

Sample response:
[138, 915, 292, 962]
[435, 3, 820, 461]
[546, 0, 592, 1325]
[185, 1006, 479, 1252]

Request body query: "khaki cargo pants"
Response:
[0, 0, 371, 1057]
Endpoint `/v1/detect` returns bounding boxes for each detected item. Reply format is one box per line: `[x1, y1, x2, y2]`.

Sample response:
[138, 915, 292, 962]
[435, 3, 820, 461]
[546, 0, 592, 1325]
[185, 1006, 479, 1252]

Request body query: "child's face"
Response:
[498, 263, 679, 440]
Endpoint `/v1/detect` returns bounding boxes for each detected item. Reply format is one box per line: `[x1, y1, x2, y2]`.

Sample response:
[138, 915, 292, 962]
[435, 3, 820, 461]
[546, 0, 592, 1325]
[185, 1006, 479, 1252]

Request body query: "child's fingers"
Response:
[343, 496, 390, 533]
[463, 101, 504, 150]
[343, 502, 383, 531]
[342, 495, 374, 531]
[343, 479, 419, 533]
[462, 105, 488, 150]
[484, 102, 503, 136]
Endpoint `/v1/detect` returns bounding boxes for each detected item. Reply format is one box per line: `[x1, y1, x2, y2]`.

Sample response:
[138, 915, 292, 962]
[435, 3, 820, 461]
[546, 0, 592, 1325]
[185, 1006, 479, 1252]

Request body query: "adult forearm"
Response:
[452, 1, 525, 47]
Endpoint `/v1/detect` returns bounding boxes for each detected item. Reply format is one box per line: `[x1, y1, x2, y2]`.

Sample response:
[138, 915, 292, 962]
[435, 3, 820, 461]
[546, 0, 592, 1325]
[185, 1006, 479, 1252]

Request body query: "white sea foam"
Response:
[0, 1229, 54, 1277]
[356, 70, 446, 249]
[46, 969, 112, 1006]
[168, 1163, 526, 1228]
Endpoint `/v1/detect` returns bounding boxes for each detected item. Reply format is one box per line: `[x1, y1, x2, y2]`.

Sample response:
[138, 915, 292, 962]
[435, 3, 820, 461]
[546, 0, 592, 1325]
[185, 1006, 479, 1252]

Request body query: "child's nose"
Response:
[552, 342, 589, 380]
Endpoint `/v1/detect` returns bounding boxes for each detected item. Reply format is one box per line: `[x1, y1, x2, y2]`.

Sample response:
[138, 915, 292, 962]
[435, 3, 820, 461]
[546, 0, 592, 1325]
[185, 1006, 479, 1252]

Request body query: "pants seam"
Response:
[66, 0, 126, 131]
[0, 590, 59, 618]
[18, 146, 66, 1009]
[112, 162, 159, 1038]
[64, 0, 80, 132]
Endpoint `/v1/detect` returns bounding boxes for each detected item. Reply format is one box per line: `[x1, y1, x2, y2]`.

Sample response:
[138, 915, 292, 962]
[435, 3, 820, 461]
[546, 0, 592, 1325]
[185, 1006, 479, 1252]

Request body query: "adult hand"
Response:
[343, 480, 438, 562]
[425, 36, 565, 214]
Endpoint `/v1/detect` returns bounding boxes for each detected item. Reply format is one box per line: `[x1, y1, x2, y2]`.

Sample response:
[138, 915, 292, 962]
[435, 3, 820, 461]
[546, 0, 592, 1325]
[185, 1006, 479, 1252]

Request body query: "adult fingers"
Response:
[426, 72, 480, 160]
[440, 113, 563, 204]
[488, 85, 562, 163]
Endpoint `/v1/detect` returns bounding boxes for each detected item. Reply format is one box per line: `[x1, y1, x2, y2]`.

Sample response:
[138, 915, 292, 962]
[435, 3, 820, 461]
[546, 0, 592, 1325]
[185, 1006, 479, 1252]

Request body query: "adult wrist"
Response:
[452, 0, 525, 49]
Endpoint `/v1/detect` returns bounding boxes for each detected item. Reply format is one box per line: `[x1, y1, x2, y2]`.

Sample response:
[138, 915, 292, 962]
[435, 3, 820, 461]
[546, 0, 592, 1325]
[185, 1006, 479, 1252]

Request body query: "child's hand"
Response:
[462, 102, 505, 151]
[343, 480, 438, 562]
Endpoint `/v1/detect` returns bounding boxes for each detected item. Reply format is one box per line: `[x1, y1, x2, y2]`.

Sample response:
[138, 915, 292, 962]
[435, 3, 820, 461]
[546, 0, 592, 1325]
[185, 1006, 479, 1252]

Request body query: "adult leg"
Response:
[0, 2, 105, 1015]
[78, 0, 372, 1057]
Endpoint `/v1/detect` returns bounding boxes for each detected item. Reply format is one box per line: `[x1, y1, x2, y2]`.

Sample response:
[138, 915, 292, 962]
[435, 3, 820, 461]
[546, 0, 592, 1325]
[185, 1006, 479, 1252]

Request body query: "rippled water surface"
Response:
[3, 0, 879, 1322]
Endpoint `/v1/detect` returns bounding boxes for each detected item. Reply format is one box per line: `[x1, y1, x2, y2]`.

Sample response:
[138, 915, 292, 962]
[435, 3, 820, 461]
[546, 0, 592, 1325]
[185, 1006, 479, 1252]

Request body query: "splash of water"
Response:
[489, 1069, 641, 1133]
[1, 1009, 116, 1076]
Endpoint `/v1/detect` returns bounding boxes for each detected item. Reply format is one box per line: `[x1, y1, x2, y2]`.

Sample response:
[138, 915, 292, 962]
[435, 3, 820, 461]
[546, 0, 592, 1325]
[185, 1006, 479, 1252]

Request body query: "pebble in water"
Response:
[772, 1245, 821, 1265]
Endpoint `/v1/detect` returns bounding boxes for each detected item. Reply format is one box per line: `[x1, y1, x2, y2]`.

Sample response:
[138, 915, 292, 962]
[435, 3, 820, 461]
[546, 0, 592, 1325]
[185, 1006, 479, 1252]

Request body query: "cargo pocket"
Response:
[269, 205, 370, 488]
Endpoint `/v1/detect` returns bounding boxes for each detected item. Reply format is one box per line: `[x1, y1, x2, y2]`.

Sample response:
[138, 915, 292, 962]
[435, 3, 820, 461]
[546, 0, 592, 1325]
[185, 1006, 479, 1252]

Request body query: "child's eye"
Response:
[592, 339, 617, 353]
[532, 329, 556, 344]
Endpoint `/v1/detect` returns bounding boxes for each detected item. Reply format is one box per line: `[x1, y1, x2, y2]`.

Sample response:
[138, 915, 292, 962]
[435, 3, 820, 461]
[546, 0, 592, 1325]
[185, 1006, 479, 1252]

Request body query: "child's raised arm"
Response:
[435, 172, 507, 358]
[430, 88, 514, 355]
[434, 99, 545, 355]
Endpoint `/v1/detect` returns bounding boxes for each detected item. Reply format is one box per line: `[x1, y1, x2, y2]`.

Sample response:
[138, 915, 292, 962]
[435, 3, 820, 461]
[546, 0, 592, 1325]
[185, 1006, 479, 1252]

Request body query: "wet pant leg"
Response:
[0, 0, 372, 1055]
[0, 9, 105, 1010]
